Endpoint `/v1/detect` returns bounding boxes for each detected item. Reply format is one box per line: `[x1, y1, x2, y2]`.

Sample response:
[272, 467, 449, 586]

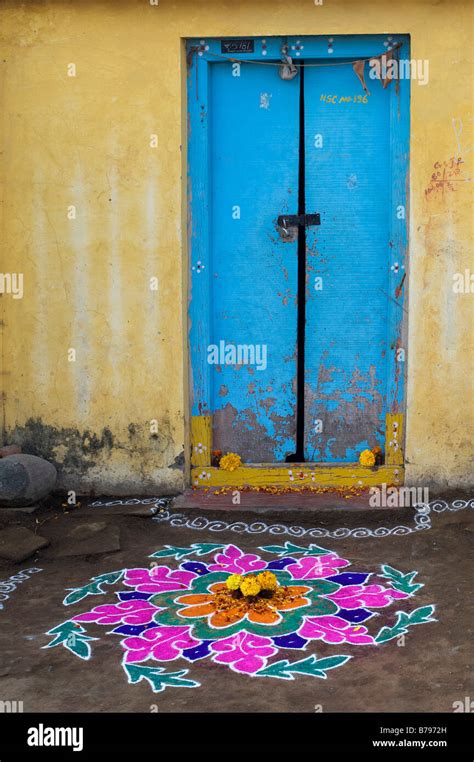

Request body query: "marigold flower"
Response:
[359, 449, 376, 467]
[240, 575, 261, 597]
[256, 571, 278, 592]
[225, 573, 243, 591]
[219, 452, 242, 471]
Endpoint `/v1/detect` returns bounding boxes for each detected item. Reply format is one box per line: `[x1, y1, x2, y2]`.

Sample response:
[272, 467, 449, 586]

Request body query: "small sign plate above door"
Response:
[221, 39, 255, 54]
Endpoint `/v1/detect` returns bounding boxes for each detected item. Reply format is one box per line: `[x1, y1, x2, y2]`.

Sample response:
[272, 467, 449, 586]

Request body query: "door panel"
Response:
[304, 64, 391, 461]
[210, 62, 300, 462]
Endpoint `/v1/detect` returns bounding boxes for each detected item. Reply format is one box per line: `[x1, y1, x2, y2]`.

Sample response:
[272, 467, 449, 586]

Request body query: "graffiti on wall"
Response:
[425, 117, 473, 198]
[44, 544, 434, 693]
[425, 156, 465, 197]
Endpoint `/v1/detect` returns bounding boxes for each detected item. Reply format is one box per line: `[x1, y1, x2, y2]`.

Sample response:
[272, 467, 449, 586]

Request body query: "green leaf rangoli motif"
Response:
[149, 543, 225, 560]
[43, 621, 97, 660]
[63, 570, 125, 606]
[257, 654, 351, 680]
[379, 564, 424, 595]
[375, 605, 436, 643]
[259, 541, 331, 557]
[123, 664, 200, 692]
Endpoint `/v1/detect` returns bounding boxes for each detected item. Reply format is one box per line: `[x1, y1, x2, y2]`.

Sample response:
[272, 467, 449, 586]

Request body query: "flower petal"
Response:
[178, 602, 215, 618]
[286, 586, 312, 597]
[247, 609, 281, 625]
[209, 608, 245, 628]
[208, 582, 227, 593]
[277, 596, 308, 611]
[175, 593, 213, 605]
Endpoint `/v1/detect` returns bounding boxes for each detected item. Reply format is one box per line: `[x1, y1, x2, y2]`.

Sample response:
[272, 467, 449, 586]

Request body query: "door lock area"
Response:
[277, 213, 321, 241]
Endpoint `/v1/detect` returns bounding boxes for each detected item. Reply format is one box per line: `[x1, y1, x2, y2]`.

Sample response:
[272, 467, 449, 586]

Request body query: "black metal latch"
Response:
[277, 213, 320, 229]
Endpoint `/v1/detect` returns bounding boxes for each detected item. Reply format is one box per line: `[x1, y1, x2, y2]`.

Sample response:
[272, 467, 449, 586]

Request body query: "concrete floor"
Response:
[0, 494, 472, 713]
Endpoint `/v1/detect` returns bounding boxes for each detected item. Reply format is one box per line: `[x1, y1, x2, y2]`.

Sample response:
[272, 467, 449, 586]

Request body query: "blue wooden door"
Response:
[304, 65, 392, 462]
[209, 62, 300, 461]
[188, 36, 408, 468]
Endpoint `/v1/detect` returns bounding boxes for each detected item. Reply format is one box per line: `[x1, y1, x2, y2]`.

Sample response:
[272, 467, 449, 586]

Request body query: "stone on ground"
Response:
[44, 520, 121, 558]
[0, 526, 49, 562]
[0, 454, 57, 507]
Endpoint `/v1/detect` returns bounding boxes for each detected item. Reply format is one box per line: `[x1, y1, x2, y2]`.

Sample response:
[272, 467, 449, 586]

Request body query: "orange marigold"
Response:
[240, 575, 261, 597]
[359, 449, 376, 467]
[256, 571, 278, 592]
[225, 573, 243, 591]
[219, 452, 242, 471]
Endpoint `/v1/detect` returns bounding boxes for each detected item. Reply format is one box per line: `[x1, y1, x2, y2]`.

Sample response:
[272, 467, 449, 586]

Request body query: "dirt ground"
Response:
[0, 493, 472, 713]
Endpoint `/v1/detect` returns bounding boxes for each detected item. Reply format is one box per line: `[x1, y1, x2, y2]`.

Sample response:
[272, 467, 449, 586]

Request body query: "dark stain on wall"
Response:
[6, 416, 181, 478]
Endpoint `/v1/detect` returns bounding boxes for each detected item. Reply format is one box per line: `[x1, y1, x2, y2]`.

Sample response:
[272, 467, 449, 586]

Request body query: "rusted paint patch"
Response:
[213, 402, 295, 462]
[304, 365, 384, 460]
[395, 273, 406, 299]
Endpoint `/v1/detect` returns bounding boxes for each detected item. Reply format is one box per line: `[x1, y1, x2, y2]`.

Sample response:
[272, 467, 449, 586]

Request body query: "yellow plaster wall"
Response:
[0, 0, 472, 493]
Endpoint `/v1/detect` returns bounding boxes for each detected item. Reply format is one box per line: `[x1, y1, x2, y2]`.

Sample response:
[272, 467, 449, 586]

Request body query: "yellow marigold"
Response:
[359, 449, 376, 467]
[240, 575, 261, 597]
[225, 573, 243, 591]
[219, 452, 242, 471]
[256, 571, 278, 592]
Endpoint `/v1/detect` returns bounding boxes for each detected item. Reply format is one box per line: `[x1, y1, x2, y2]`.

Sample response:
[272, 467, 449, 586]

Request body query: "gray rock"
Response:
[0, 454, 57, 507]
[0, 526, 49, 562]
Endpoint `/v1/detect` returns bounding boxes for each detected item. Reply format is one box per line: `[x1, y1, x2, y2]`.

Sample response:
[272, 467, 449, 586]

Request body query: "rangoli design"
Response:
[44, 542, 435, 693]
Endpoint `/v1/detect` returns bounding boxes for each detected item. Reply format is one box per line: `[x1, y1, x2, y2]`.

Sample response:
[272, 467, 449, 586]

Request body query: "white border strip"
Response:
[88, 498, 474, 539]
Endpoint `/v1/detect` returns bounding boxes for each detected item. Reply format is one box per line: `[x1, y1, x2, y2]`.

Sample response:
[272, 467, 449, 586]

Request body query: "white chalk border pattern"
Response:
[87, 498, 474, 539]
